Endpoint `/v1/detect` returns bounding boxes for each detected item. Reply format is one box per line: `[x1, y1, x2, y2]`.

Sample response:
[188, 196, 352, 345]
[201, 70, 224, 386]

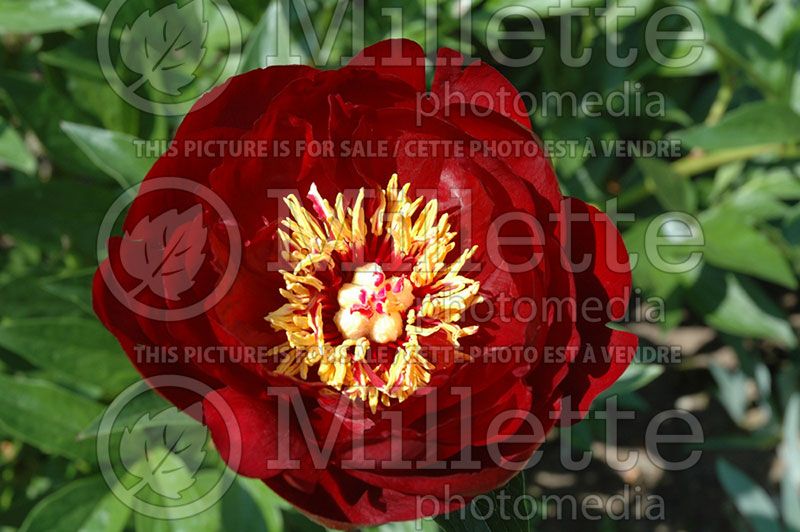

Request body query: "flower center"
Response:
[266, 174, 482, 412]
[333, 263, 414, 344]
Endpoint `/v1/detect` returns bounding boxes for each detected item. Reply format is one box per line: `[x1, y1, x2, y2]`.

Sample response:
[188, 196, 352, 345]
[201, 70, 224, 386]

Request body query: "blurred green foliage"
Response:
[1, 0, 799, 531]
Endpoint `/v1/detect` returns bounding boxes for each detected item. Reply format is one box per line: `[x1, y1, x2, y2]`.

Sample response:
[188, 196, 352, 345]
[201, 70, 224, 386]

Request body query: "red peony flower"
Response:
[94, 39, 637, 528]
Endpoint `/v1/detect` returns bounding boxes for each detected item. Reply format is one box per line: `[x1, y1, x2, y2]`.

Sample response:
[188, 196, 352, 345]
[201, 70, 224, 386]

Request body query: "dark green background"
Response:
[1, 0, 799, 530]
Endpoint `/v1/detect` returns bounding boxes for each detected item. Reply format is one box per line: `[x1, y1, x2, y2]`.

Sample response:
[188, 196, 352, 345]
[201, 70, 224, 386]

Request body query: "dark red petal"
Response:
[559, 328, 638, 416]
[181, 65, 315, 133]
[266, 468, 469, 528]
[124, 65, 315, 235]
[431, 47, 466, 89]
[207, 226, 286, 347]
[552, 197, 637, 418]
[92, 263, 220, 410]
[122, 126, 246, 234]
[347, 38, 426, 92]
[431, 47, 532, 130]
[202, 386, 308, 479]
[560, 197, 632, 320]
[439, 104, 560, 211]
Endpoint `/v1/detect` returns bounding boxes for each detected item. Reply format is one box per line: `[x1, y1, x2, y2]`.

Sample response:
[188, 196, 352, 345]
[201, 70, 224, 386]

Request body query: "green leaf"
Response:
[686, 429, 782, 452]
[716, 459, 781, 532]
[649, 30, 718, 79]
[20, 476, 131, 532]
[723, 189, 791, 222]
[0, 373, 104, 462]
[38, 268, 96, 315]
[38, 36, 104, 80]
[79, 390, 197, 441]
[0, 116, 36, 174]
[0, 72, 98, 175]
[120, 408, 208, 500]
[760, 0, 800, 45]
[37, 33, 141, 135]
[0, 317, 139, 396]
[119, 2, 209, 97]
[782, 394, 800, 532]
[595, 361, 664, 404]
[671, 102, 800, 151]
[636, 157, 697, 213]
[221, 478, 285, 532]
[599, 0, 655, 31]
[702, 10, 789, 96]
[366, 521, 439, 532]
[204, 4, 250, 52]
[435, 472, 533, 532]
[709, 161, 745, 202]
[132, 467, 222, 531]
[0, 274, 88, 320]
[686, 266, 797, 348]
[65, 76, 142, 137]
[481, 0, 605, 18]
[240, 0, 307, 72]
[739, 166, 800, 201]
[709, 362, 749, 424]
[61, 122, 154, 188]
[723, 334, 774, 414]
[0, 180, 118, 260]
[700, 207, 797, 289]
[0, 0, 101, 35]
[623, 217, 687, 299]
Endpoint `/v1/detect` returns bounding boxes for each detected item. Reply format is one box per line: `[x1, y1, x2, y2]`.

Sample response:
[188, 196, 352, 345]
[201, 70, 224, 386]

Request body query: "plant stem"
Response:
[704, 70, 734, 126]
[671, 143, 800, 177]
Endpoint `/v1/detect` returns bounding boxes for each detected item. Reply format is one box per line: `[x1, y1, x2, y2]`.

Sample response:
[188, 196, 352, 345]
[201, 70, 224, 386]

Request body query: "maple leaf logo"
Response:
[118, 403, 208, 501]
[120, 204, 207, 301]
[119, 0, 209, 95]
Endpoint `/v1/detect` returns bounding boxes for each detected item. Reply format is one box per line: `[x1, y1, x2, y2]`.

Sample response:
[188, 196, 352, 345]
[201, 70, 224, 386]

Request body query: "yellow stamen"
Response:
[266, 174, 482, 412]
